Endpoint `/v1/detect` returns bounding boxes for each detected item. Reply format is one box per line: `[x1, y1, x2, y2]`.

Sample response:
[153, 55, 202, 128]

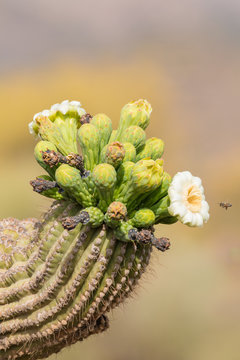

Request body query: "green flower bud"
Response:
[81, 207, 105, 228]
[78, 123, 100, 171]
[120, 125, 146, 151]
[113, 221, 137, 242]
[102, 142, 125, 168]
[104, 202, 127, 228]
[92, 164, 117, 212]
[136, 137, 165, 161]
[55, 164, 95, 207]
[34, 141, 58, 179]
[123, 142, 136, 162]
[90, 113, 112, 153]
[114, 161, 134, 199]
[143, 171, 171, 208]
[130, 209, 155, 228]
[132, 159, 163, 193]
[116, 99, 152, 140]
[34, 115, 78, 155]
[115, 160, 163, 211]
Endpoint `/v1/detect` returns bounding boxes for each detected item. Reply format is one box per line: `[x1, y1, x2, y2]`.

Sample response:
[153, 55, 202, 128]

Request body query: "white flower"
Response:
[168, 171, 209, 227]
[28, 110, 51, 135]
[29, 100, 86, 135]
[50, 100, 86, 116]
[28, 120, 35, 135]
[41, 110, 51, 117]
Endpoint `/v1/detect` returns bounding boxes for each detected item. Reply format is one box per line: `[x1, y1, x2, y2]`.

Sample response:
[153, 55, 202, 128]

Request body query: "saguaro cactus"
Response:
[0, 99, 210, 360]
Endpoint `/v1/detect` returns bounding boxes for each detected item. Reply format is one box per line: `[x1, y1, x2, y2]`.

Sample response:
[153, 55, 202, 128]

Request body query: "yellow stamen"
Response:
[185, 185, 202, 212]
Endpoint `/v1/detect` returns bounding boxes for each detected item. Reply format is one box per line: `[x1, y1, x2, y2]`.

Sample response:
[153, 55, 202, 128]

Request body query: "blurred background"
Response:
[0, 0, 240, 359]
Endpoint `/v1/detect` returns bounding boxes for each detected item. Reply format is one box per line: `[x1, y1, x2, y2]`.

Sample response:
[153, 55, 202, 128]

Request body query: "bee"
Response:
[219, 202, 232, 210]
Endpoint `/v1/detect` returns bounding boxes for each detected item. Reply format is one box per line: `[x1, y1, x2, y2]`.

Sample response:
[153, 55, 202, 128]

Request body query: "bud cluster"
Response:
[30, 99, 176, 249]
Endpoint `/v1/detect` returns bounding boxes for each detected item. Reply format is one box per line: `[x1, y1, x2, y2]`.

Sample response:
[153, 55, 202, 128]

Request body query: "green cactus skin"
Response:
[90, 113, 112, 153]
[120, 125, 146, 152]
[0, 99, 177, 360]
[34, 141, 59, 179]
[136, 137, 165, 161]
[78, 123, 100, 171]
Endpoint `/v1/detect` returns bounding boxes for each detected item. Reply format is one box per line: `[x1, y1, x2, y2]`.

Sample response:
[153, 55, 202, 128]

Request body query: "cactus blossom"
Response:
[0, 99, 209, 360]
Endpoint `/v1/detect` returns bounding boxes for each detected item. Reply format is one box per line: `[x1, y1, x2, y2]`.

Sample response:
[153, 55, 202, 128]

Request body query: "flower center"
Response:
[185, 185, 202, 212]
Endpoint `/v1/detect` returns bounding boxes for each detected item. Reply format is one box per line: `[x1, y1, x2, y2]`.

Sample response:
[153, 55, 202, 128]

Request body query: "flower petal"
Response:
[168, 202, 187, 217]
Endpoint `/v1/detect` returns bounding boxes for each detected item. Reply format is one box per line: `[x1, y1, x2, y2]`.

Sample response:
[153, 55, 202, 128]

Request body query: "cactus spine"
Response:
[0, 98, 192, 360]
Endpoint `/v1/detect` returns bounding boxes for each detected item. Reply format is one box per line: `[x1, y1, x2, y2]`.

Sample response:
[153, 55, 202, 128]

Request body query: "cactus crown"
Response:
[30, 98, 209, 237]
[30, 98, 179, 241]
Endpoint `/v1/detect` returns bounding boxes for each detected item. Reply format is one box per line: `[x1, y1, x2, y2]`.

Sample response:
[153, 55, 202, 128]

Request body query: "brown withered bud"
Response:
[30, 178, 58, 193]
[62, 212, 90, 230]
[152, 237, 171, 252]
[136, 229, 153, 244]
[65, 153, 86, 175]
[42, 150, 66, 168]
[42, 150, 87, 176]
[80, 113, 92, 125]
[128, 228, 154, 244]
[107, 202, 127, 221]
